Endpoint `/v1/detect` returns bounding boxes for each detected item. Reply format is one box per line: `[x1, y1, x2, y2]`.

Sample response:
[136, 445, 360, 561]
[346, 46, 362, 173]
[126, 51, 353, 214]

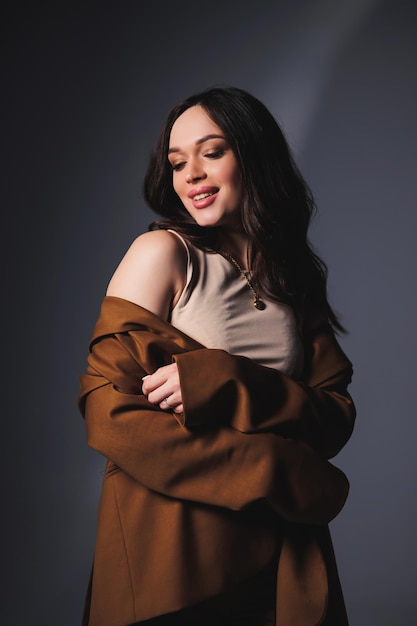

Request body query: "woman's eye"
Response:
[171, 162, 185, 171]
[205, 149, 224, 159]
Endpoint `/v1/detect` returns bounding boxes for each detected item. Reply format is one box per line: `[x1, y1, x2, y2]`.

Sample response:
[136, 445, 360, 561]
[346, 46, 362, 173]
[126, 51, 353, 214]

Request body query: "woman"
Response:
[78, 86, 355, 626]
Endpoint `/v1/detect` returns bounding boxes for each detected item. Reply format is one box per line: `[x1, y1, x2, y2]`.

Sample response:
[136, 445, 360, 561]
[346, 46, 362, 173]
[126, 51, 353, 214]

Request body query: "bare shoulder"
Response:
[106, 229, 187, 320]
[128, 229, 186, 263]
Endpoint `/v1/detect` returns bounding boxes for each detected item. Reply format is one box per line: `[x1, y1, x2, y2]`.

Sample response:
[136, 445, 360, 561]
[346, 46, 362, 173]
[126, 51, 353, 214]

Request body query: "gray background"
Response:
[3, 1, 416, 624]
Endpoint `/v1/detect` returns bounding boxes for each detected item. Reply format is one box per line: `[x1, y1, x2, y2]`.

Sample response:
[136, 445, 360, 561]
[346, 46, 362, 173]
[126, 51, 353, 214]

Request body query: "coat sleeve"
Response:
[174, 324, 355, 459]
[79, 331, 349, 526]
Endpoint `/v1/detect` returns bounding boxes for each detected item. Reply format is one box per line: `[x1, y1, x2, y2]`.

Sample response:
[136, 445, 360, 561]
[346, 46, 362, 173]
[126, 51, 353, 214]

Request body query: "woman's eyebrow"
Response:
[168, 134, 225, 154]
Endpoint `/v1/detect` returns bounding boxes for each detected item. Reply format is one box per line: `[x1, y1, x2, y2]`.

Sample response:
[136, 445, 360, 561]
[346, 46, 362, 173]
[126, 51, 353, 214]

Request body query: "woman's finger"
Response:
[141, 363, 179, 395]
[158, 396, 183, 414]
[159, 396, 174, 411]
[142, 363, 183, 412]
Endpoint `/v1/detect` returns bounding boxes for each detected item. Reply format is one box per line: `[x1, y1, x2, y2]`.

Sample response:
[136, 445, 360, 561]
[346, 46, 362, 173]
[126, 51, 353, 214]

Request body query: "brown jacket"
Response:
[78, 296, 355, 626]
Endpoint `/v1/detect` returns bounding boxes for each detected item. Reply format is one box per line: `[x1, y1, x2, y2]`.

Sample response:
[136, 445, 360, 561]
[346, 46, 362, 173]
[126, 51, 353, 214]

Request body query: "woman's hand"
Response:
[142, 363, 184, 414]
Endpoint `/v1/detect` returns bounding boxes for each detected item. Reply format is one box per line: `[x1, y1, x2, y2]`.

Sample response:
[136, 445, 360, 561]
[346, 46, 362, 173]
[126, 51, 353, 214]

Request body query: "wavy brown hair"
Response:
[143, 86, 345, 333]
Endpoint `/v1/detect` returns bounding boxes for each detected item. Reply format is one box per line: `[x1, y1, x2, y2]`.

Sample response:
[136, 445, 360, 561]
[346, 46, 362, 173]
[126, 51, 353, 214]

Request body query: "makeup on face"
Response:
[168, 106, 243, 230]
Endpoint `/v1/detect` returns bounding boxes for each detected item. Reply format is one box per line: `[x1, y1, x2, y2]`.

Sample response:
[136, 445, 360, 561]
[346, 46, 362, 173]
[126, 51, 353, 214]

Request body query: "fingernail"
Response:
[142, 375, 150, 380]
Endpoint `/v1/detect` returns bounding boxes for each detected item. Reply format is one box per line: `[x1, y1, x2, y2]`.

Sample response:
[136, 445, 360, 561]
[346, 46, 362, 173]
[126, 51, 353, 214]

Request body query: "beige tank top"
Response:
[169, 231, 304, 376]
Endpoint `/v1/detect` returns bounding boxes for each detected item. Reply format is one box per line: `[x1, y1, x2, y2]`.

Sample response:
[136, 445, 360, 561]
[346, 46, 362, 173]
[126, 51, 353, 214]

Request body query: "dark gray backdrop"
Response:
[4, 1, 416, 624]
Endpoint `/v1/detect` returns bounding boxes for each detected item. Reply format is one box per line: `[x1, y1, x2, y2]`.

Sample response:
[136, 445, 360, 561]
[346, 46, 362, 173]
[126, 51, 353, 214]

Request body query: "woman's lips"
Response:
[188, 186, 219, 209]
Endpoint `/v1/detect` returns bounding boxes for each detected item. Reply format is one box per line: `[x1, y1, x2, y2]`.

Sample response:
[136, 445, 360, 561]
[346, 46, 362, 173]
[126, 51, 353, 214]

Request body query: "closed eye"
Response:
[205, 149, 225, 159]
[170, 161, 186, 171]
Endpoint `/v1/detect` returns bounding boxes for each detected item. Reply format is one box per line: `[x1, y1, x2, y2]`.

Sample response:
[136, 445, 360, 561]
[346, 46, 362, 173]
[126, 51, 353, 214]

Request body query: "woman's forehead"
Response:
[169, 106, 223, 149]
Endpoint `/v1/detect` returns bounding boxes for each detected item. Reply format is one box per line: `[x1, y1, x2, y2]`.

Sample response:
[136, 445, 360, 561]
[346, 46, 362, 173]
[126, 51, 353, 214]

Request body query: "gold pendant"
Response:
[254, 299, 266, 310]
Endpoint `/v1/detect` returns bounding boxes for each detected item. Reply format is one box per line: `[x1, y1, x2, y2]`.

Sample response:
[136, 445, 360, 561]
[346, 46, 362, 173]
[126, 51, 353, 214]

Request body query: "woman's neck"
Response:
[218, 229, 249, 269]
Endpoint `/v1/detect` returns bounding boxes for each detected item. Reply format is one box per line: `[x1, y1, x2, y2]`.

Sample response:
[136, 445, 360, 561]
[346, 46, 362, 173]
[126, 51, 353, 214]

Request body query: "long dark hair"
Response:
[143, 86, 345, 333]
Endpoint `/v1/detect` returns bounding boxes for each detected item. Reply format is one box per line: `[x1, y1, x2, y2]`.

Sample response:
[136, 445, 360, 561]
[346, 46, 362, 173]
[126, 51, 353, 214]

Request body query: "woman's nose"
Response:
[185, 160, 206, 183]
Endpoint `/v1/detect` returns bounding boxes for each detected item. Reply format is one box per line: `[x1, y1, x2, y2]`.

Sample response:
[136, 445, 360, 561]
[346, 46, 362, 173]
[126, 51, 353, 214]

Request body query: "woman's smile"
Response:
[188, 185, 219, 208]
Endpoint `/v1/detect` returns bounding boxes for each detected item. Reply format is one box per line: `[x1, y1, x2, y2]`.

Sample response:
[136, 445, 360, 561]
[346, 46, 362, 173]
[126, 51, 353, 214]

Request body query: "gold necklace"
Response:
[220, 251, 266, 310]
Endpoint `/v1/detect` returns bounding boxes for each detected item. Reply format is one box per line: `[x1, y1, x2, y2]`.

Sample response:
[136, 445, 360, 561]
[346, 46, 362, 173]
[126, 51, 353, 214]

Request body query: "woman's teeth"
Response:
[194, 191, 216, 201]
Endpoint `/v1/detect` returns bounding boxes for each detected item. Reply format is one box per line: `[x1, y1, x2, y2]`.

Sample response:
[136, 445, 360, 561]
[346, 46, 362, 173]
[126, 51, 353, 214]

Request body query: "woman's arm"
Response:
[106, 229, 186, 414]
[173, 328, 355, 459]
[106, 229, 187, 321]
[142, 327, 355, 460]
[82, 372, 348, 525]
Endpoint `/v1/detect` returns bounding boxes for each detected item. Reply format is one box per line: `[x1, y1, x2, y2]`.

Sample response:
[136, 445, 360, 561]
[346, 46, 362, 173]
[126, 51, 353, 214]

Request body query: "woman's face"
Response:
[168, 105, 243, 230]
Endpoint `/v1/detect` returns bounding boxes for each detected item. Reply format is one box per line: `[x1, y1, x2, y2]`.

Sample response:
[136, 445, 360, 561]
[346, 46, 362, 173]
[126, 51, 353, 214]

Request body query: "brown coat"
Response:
[78, 296, 355, 626]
